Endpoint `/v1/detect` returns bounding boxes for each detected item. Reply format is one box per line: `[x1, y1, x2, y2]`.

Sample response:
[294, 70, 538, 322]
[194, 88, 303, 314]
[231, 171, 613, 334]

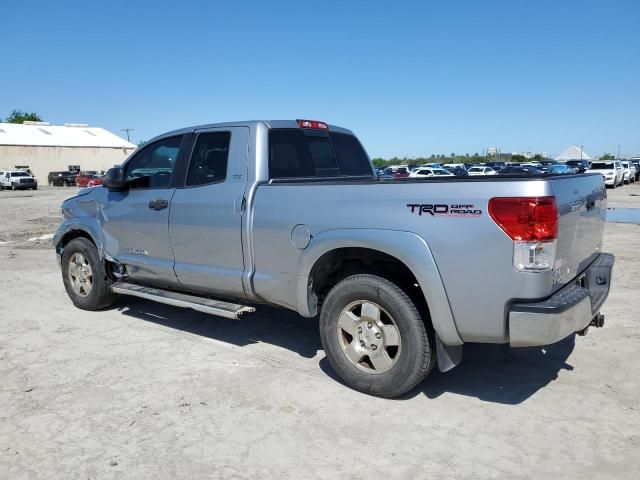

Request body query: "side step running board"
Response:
[112, 282, 255, 319]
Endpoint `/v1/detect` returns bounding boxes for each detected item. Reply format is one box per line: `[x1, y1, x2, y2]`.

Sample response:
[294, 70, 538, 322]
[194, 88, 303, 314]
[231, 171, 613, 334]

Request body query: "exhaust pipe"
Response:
[577, 313, 605, 337]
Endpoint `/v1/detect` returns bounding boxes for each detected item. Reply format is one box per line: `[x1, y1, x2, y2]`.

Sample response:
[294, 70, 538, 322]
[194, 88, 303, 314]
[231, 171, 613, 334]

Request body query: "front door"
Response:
[101, 134, 185, 287]
[169, 127, 249, 298]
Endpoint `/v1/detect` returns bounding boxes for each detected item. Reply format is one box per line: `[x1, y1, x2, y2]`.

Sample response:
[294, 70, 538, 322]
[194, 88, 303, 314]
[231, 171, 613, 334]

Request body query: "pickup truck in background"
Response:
[54, 120, 614, 398]
[0, 169, 38, 190]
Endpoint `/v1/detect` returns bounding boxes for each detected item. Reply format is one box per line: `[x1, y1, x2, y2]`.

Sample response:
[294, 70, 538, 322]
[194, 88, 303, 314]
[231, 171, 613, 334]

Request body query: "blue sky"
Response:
[2, 0, 638, 158]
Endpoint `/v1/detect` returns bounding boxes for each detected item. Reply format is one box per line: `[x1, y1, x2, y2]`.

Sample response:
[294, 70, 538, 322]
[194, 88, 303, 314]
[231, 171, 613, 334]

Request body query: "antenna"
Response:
[121, 128, 134, 142]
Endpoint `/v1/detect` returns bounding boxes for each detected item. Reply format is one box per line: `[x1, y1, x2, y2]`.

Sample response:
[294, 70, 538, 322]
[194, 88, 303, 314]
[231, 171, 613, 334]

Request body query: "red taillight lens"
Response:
[296, 119, 329, 130]
[488, 196, 558, 241]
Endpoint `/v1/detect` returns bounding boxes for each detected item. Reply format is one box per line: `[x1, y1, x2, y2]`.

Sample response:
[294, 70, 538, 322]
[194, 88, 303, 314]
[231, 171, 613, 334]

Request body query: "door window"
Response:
[186, 132, 231, 186]
[125, 135, 182, 189]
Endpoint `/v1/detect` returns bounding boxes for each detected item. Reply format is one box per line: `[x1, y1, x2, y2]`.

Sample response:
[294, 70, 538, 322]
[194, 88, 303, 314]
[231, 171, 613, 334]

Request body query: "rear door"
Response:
[169, 127, 249, 297]
[100, 134, 186, 287]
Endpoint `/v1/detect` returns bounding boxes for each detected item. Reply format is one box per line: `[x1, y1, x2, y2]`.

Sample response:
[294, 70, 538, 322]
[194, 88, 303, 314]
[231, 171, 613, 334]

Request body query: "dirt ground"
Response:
[1, 184, 639, 480]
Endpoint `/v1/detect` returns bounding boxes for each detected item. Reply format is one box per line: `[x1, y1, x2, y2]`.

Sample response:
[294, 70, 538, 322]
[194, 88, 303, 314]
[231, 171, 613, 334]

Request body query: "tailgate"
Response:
[550, 173, 606, 291]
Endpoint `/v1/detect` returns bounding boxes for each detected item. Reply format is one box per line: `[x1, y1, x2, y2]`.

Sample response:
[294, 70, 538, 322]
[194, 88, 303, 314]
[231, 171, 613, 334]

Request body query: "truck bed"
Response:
[250, 172, 606, 344]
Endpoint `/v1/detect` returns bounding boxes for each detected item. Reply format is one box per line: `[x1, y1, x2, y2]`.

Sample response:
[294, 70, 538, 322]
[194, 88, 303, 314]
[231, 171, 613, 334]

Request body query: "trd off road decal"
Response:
[407, 203, 482, 217]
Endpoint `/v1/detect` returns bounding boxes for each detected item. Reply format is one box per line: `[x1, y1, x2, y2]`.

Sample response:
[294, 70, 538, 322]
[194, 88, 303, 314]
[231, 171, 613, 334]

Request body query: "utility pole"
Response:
[580, 145, 583, 162]
[121, 128, 134, 142]
[617, 144, 621, 159]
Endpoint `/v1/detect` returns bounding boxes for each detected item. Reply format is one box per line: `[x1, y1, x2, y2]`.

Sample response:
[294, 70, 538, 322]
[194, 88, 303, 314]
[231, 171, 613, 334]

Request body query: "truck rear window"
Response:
[268, 129, 372, 179]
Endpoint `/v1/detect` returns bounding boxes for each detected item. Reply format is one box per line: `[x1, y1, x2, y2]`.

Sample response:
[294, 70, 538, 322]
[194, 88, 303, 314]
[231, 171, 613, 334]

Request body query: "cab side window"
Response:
[125, 135, 182, 189]
[186, 132, 231, 186]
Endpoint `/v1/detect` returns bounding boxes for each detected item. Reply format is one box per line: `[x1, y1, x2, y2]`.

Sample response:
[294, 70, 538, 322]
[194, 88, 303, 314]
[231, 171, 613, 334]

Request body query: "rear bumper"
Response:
[508, 253, 614, 347]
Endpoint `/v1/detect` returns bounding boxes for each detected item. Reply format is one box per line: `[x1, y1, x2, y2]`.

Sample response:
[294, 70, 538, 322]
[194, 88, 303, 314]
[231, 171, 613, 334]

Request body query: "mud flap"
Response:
[436, 336, 463, 372]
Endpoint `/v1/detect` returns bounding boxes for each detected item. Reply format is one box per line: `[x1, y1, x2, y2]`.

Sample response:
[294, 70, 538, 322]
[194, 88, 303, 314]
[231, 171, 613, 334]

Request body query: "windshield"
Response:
[10, 172, 30, 177]
[589, 162, 614, 170]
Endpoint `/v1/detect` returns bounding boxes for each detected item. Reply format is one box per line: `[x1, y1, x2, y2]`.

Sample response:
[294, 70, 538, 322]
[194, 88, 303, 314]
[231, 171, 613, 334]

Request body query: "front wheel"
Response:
[61, 237, 116, 310]
[319, 274, 435, 398]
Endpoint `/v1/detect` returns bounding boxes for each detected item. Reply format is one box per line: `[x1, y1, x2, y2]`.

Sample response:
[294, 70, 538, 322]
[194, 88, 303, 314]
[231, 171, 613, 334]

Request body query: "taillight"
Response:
[489, 196, 558, 272]
[297, 119, 329, 130]
[488, 196, 558, 241]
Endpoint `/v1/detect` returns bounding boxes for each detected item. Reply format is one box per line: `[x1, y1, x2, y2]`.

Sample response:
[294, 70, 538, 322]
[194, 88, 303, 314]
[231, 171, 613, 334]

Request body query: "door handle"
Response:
[148, 199, 169, 211]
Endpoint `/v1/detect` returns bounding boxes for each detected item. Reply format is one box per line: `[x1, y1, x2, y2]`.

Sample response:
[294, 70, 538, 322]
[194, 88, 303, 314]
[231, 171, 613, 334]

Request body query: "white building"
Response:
[0, 121, 136, 183]
[555, 145, 591, 161]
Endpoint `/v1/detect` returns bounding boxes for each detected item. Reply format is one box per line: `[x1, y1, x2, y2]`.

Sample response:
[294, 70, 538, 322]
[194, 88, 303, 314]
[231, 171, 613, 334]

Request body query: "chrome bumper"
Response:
[509, 253, 614, 347]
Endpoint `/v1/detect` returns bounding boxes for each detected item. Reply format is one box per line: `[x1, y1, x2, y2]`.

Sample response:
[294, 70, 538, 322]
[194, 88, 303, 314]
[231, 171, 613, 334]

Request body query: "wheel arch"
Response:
[54, 221, 104, 259]
[296, 228, 463, 346]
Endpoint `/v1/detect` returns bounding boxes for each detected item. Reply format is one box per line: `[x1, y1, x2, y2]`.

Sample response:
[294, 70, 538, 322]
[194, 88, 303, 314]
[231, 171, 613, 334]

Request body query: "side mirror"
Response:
[102, 167, 126, 191]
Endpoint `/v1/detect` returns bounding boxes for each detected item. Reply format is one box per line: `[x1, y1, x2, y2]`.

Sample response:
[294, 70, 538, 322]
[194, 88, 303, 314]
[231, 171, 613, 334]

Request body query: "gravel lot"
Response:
[1, 184, 639, 480]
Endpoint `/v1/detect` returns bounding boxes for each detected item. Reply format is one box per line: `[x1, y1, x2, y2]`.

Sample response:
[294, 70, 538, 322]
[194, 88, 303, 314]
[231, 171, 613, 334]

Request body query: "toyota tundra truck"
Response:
[53, 120, 614, 398]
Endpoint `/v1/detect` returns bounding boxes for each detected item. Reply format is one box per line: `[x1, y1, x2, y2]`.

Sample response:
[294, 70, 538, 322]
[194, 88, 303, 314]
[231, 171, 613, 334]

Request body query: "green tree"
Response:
[511, 154, 526, 162]
[5, 109, 43, 123]
[600, 153, 615, 160]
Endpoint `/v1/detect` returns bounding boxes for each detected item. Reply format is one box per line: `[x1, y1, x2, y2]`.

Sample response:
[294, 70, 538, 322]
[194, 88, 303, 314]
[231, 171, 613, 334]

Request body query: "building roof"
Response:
[555, 144, 591, 161]
[0, 122, 136, 149]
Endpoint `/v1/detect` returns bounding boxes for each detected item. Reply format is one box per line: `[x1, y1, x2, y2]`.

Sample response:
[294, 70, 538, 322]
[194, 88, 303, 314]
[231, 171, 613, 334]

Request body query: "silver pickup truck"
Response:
[54, 120, 614, 398]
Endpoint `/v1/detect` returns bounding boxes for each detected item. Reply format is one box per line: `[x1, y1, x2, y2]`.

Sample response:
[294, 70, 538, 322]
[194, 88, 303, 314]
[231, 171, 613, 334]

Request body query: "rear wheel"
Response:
[61, 238, 116, 310]
[319, 274, 435, 398]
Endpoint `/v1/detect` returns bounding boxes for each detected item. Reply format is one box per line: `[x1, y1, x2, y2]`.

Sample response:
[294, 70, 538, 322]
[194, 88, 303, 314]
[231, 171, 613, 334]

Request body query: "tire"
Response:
[319, 274, 435, 398]
[32, 186, 37, 190]
[61, 237, 116, 310]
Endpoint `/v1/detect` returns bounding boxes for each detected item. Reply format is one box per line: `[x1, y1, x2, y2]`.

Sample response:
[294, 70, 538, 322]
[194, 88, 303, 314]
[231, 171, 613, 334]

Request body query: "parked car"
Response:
[383, 166, 410, 178]
[537, 160, 558, 172]
[75, 171, 101, 187]
[484, 161, 506, 168]
[54, 119, 613, 398]
[565, 160, 590, 173]
[467, 166, 497, 176]
[442, 165, 468, 176]
[87, 176, 105, 187]
[620, 161, 636, 184]
[547, 164, 577, 175]
[630, 159, 640, 181]
[586, 161, 624, 188]
[409, 167, 454, 178]
[48, 171, 78, 187]
[0, 170, 38, 190]
[498, 165, 543, 176]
